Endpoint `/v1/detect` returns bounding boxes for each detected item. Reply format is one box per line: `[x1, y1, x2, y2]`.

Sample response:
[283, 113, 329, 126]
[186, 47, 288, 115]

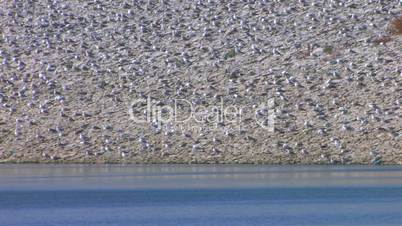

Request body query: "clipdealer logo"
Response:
[128, 96, 275, 131]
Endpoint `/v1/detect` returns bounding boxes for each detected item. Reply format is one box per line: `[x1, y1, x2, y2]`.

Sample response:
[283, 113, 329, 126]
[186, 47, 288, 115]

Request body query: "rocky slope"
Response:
[0, 0, 401, 164]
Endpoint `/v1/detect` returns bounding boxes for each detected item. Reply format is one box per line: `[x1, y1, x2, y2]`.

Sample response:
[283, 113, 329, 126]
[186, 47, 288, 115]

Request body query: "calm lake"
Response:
[1, 165, 402, 226]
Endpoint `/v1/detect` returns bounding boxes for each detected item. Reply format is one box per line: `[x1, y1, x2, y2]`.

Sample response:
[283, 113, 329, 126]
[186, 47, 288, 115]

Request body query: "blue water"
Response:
[1, 165, 402, 226]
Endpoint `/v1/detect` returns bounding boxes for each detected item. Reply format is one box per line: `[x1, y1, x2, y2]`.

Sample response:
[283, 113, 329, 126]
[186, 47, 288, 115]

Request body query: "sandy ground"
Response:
[0, 0, 401, 164]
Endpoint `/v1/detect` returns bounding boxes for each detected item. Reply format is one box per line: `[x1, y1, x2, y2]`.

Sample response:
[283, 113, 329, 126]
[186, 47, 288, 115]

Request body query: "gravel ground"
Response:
[0, 0, 401, 164]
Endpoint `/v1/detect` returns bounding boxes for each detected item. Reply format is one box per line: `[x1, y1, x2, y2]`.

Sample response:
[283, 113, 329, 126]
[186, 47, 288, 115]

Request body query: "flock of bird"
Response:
[0, 0, 401, 164]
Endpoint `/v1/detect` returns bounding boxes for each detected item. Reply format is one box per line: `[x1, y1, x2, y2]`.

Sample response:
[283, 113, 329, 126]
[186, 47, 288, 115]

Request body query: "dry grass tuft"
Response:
[389, 15, 402, 35]
[372, 35, 392, 45]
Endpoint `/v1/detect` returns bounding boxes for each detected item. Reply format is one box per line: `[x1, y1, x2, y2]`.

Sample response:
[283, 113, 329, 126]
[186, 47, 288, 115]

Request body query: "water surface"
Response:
[0, 165, 402, 226]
